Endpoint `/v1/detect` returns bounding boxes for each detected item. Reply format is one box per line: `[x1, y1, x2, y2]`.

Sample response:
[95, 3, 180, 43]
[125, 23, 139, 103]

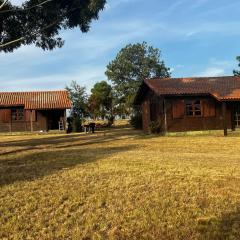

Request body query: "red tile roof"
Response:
[0, 90, 72, 109]
[144, 76, 240, 101]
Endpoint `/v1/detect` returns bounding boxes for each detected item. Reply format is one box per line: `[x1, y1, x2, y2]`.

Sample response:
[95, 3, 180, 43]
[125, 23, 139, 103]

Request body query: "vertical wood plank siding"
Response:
[172, 100, 185, 119]
[141, 93, 233, 133]
[142, 99, 151, 133]
[0, 91, 71, 132]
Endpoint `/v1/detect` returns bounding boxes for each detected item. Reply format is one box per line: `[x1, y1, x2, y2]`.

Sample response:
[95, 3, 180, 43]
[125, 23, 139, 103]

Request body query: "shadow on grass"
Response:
[0, 128, 141, 156]
[0, 133, 137, 187]
[0, 127, 148, 187]
[198, 208, 240, 239]
[0, 128, 140, 147]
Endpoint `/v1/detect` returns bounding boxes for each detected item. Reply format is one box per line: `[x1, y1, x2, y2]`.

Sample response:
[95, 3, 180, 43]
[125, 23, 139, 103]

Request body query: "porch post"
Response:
[163, 98, 168, 134]
[222, 102, 227, 136]
[9, 109, 12, 133]
[30, 110, 33, 132]
[64, 109, 67, 130]
[231, 104, 236, 131]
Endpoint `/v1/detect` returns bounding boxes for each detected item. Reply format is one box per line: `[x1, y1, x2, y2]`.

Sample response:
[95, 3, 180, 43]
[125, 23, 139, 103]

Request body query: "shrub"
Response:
[66, 117, 73, 133]
[107, 115, 115, 127]
[149, 121, 162, 134]
[130, 113, 142, 129]
[72, 116, 82, 132]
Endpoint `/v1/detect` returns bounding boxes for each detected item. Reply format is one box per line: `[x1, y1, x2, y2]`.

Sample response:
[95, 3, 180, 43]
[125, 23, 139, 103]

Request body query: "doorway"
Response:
[46, 110, 65, 130]
[234, 104, 240, 128]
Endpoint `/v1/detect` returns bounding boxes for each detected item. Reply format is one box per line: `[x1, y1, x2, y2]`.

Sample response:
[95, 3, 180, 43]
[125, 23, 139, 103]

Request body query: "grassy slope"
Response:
[1, 129, 240, 239]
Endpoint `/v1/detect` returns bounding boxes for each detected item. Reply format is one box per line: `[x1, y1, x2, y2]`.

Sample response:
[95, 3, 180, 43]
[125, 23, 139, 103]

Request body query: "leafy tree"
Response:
[0, 0, 106, 52]
[233, 56, 240, 76]
[88, 81, 113, 119]
[66, 80, 87, 131]
[105, 42, 171, 112]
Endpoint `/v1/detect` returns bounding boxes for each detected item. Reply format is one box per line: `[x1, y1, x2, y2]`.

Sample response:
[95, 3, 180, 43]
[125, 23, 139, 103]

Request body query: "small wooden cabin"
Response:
[0, 90, 72, 132]
[134, 76, 240, 136]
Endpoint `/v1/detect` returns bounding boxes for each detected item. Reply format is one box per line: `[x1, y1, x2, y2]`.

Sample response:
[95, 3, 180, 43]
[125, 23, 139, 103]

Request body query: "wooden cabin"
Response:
[0, 90, 72, 132]
[134, 76, 240, 136]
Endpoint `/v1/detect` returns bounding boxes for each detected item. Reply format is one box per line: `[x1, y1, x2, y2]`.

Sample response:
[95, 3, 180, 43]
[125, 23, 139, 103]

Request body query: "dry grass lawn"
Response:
[1, 128, 240, 239]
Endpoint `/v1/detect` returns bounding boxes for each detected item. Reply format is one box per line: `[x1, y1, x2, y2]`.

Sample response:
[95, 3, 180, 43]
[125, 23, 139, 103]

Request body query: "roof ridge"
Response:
[145, 75, 238, 81]
[141, 75, 240, 101]
[0, 90, 71, 109]
[0, 90, 68, 94]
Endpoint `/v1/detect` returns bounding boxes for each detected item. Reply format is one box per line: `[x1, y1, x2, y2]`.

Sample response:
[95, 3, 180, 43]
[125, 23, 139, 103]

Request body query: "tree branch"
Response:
[0, 19, 60, 48]
[0, 5, 82, 50]
[0, 36, 24, 48]
[0, 0, 54, 13]
[0, 0, 8, 10]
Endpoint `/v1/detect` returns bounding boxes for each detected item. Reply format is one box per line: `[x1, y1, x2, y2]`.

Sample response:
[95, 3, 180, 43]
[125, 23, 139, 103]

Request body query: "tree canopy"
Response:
[88, 81, 113, 119]
[105, 42, 171, 110]
[233, 56, 240, 76]
[66, 80, 87, 119]
[0, 0, 106, 52]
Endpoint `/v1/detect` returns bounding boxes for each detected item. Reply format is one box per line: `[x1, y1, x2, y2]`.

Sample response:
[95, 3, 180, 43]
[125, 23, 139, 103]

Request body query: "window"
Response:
[185, 100, 202, 117]
[12, 108, 24, 121]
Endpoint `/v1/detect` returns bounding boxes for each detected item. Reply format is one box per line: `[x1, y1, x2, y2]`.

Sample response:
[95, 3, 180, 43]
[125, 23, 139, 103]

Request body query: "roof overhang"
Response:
[134, 76, 240, 104]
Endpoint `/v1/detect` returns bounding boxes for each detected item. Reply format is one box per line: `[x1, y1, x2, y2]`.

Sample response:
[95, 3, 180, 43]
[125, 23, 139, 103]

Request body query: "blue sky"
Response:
[1, 0, 240, 92]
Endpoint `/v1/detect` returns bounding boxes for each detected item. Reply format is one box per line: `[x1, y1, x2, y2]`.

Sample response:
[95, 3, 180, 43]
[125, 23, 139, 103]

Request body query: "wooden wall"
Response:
[142, 99, 150, 133]
[0, 109, 65, 132]
[141, 94, 233, 133]
[141, 91, 164, 133]
[165, 97, 232, 132]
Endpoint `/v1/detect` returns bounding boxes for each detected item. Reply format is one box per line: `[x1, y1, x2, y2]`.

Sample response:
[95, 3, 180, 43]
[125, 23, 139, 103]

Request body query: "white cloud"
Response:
[176, 64, 184, 68]
[0, 66, 106, 93]
[159, 0, 189, 17]
[0, 17, 162, 91]
[195, 1, 240, 18]
[185, 30, 199, 37]
[106, 0, 143, 10]
[189, 0, 209, 10]
[209, 58, 235, 68]
[176, 21, 240, 39]
[195, 58, 235, 77]
[158, 0, 210, 18]
[198, 67, 225, 77]
[1, 0, 240, 92]
[9, 0, 25, 5]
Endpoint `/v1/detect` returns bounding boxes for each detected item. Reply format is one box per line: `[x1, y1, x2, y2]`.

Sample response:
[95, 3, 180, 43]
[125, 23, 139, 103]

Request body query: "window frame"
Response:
[185, 100, 202, 117]
[11, 108, 25, 121]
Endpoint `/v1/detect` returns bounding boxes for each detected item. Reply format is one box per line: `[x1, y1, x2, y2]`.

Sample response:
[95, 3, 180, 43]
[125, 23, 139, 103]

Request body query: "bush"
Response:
[66, 117, 73, 133]
[130, 113, 142, 129]
[107, 115, 115, 127]
[72, 116, 82, 132]
[149, 121, 162, 134]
